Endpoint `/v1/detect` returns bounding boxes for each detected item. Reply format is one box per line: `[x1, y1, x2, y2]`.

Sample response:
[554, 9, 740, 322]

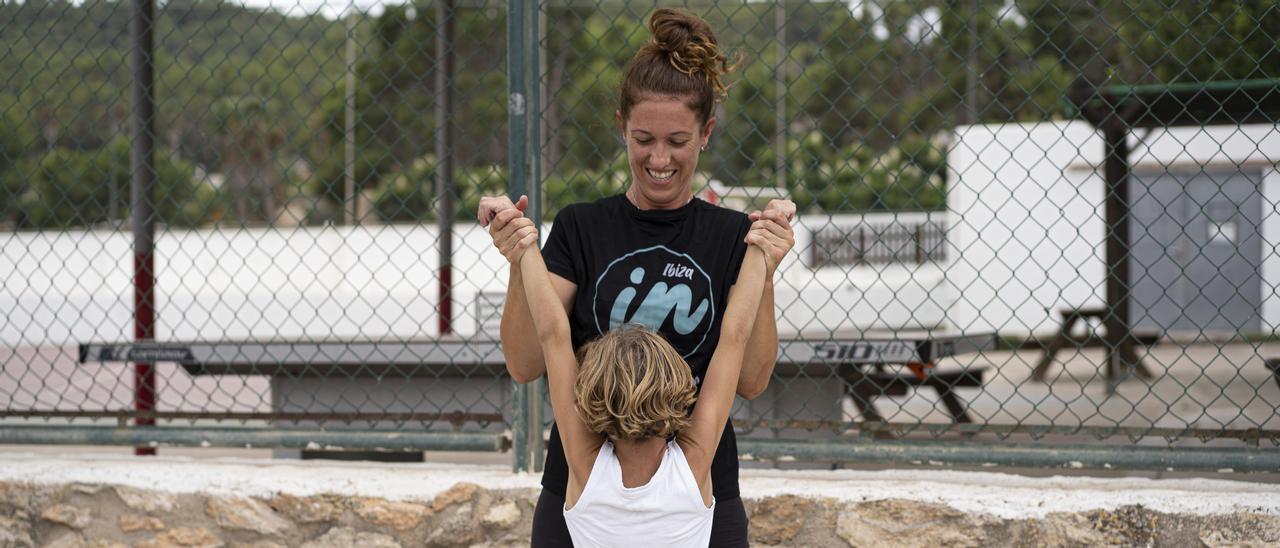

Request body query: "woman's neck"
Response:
[611, 436, 668, 488]
[625, 187, 693, 210]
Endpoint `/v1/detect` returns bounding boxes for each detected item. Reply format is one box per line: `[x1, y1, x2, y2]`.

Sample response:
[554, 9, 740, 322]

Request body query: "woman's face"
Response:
[621, 98, 716, 210]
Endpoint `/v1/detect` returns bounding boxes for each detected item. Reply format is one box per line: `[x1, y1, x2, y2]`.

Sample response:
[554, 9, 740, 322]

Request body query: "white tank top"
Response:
[563, 440, 715, 548]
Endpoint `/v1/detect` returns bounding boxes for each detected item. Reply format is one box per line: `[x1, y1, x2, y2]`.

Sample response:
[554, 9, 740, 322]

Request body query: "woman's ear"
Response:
[616, 110, 626, 137]
[702, 116, 717, 145]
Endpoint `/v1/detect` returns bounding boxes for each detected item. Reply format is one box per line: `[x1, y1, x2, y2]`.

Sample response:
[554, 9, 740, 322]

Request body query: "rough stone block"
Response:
[118, 514, 166, 533]
[836, 499, 992, 548]
[205, 497, 291, 536]
[352, 497, 431, 532]
[41, 505, 92, 530]
[481, 500, 521, 530]
[430, 483, 479, 512]
[136, 527, 224, 548]
[300, 526, 401, 548]
[113, 487, 177, 514]
[268, 493, 342, 524]
[749, 494, 813, 544]
[0, 515, 33, 548]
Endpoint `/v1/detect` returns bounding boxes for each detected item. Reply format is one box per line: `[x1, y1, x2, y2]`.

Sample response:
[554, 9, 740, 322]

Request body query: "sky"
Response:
[227, 0, 876, 21]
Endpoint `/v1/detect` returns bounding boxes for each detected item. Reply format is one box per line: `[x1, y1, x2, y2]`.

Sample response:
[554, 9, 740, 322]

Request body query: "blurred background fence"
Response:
[2, 0, 1278, 470]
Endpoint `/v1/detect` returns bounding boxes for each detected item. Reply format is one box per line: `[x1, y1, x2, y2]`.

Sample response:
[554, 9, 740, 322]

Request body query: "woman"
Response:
[480, 8, 795, 546]
[492, 197, 770, 546]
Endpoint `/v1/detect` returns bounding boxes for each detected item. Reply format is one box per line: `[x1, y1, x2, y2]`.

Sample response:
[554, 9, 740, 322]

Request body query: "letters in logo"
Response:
[592, 246, 715, 358]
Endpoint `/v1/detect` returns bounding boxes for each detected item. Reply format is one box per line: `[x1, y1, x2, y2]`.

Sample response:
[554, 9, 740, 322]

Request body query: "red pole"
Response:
[435, 0, 455, 335]
[133, 252, 156, 456]
[437, 265, 452, 335]
[130, 0, 157, 456]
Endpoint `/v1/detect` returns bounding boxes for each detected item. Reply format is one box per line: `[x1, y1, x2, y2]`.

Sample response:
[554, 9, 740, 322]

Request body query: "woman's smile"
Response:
[623, 98, 716, 210]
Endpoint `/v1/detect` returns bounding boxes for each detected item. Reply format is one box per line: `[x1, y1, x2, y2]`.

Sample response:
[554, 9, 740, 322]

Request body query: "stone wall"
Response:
[2, 480, 1277, 547]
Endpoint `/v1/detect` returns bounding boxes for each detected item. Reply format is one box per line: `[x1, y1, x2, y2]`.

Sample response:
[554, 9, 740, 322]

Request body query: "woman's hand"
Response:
[478, 195, 538, 264]
[745, 199, 796, 276]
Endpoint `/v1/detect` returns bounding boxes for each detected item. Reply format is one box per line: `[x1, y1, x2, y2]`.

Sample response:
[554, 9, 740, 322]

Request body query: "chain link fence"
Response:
[2, 0, 1278, 469]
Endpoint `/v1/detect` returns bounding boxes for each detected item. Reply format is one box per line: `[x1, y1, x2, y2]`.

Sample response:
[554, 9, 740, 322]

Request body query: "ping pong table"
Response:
[80, 332, 995, 426]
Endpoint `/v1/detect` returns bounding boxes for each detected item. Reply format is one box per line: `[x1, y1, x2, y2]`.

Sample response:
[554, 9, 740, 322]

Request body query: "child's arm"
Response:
[678, 245, 768, 482]
[514, 240, 604, 493]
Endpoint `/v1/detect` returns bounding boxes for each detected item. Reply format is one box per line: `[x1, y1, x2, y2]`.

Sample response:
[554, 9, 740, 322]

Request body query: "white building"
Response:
[945, 121, 1280, 336]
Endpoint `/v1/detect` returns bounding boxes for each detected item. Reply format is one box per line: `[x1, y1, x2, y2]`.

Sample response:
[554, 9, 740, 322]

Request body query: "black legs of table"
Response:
[846, 368, 975, 425]
[1031, 310, 1085, 382]
[1032, 308, 1155, 389]
[847, 383, 886, 424]
[1266, 359, 1280, 392]
[929, 383, 974, 423]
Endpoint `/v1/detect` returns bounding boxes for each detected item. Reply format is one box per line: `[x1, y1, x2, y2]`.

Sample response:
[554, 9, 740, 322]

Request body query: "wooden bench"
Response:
[1031, 307, 1158, 382]
[842, 365, 988, 424]
[1266, 359, 1280, 391]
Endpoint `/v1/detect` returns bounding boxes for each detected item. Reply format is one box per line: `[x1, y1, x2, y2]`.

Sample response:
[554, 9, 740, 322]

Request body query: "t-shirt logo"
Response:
[592, 245, 715, 358]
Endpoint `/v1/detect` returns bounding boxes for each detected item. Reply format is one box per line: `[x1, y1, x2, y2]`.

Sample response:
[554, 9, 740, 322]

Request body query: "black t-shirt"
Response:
[539, 194, 751, 500]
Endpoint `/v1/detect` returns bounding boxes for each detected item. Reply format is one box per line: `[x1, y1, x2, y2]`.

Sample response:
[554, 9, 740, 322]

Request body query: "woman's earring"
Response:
[700, 143, 707, 151]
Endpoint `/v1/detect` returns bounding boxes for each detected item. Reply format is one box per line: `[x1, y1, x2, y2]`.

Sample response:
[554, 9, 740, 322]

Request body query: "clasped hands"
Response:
[477, 195, 797, 275]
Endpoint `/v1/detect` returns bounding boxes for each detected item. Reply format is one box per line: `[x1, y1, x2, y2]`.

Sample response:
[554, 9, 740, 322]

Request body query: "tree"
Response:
[1018, 0, 1280, 85]
[215, 96, 285, 223]
[0, 109, 38, 224]
[309, 4, 509, 222]
[13, 138, 210, 229]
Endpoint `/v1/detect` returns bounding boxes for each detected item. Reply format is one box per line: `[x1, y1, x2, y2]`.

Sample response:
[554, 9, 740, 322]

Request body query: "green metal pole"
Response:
[738, 438, 1280, 473]
[527, 0, 545, 475]
[507, 0, 530, 474]
[0, 425, 509, 453]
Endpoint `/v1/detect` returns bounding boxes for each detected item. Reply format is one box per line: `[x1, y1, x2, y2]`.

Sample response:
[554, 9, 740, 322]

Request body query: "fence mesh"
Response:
[2, 0, 1279, 461]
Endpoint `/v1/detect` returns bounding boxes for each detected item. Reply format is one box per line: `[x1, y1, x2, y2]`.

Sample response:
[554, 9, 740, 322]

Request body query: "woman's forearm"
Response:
[500, 264, 548, 383]
[736, 279, 778, 400]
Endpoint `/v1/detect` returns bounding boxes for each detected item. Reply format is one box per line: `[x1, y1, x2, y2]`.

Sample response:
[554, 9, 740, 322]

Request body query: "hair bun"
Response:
[642, 8, 735, 98]
[648, 8, 697, 54]
[618, 8, 740, 124]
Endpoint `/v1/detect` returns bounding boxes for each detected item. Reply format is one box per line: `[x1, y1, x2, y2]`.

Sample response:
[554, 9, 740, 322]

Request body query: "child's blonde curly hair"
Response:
[574, 326, 696, 441]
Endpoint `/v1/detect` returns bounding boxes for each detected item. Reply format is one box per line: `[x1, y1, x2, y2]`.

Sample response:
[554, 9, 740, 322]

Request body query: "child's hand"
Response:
[745, 199, 796, 276]
[477, 195, 528, 226]
[479, 195, 538, 264]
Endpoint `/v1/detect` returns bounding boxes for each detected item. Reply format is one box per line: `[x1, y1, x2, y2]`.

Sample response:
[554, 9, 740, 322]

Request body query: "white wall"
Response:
[0, 224, 513, 347]
[2, 211, 950, 347]
[778, 212, 949, 335]
[947, 122, 1280, 336]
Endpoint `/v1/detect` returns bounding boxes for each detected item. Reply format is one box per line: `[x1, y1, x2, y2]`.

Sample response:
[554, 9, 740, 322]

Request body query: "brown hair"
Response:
[619, 8, 740, 125]
[574, 326, 696, 441]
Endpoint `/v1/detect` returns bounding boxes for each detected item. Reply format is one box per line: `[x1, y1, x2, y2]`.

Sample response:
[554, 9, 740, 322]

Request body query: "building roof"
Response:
[1068, 79, 1280, 129]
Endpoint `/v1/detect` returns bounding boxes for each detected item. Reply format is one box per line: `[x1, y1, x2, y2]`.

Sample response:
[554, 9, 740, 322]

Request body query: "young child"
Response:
[498, 209, 768, 547]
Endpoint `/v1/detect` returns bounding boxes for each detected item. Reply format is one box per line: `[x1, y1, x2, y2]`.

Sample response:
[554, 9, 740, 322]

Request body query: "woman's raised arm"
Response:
[479, 196, 576, 383]
[737, 200, 796, 399]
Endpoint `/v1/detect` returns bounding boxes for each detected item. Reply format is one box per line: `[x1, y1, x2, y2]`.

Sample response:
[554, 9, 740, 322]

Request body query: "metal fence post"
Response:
[507, 0, 530, 473]
[527, 0, 546, 474]
[436, 0, 456, 335]
[129, 0, 157, 457]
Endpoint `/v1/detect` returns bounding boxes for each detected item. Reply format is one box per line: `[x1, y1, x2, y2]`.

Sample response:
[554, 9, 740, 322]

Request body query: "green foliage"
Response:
[3, 0, 1275, 225]
[0, 108, 38, 222]
[369, 159, 508, 223]
[311, 3, 508, 214]
[10, 138, 211, 229]
[543, 153, 630, 219]
[1018, 0, 1280, 84]
[751, 131, 945, 213]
